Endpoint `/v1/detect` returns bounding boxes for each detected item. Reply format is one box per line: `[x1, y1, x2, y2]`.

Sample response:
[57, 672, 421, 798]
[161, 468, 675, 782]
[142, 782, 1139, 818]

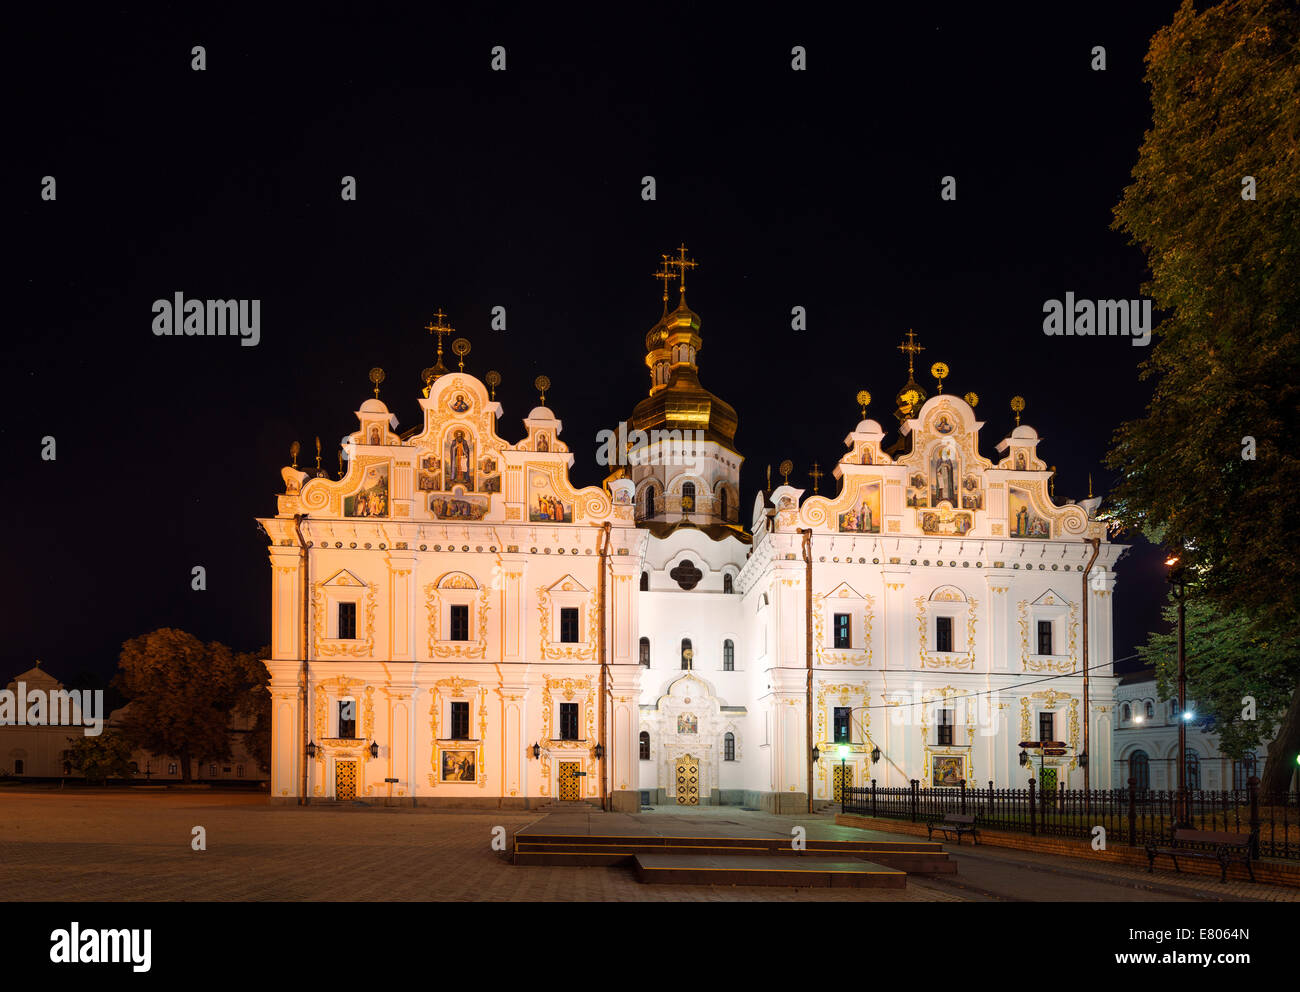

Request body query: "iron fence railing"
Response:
[841, 776, 1300, 860]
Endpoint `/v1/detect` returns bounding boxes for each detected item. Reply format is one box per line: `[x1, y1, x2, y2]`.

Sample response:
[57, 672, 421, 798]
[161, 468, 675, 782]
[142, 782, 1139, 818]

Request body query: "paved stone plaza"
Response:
[0, 788, 1295, 902]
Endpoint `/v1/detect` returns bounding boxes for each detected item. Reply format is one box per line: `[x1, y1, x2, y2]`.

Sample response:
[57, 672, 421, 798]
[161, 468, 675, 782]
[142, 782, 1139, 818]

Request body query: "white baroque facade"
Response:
[260, 270, 1127, 811]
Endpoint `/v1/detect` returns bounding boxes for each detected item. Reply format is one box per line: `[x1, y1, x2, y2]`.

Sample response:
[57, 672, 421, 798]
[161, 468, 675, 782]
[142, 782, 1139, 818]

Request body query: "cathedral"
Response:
[258, 248, 1125, 811]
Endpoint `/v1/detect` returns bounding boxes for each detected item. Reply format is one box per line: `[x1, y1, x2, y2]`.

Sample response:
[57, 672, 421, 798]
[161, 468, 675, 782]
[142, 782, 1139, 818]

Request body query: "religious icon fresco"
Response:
[479, 456, 501, 494]
[440, 748, 476, 782]
[444, 429, 475, 490]
[1009, 486, 1050, 538]
[838, 482, 881, 533]
[368, 426, 382, 445]
[528, 468, 572, 523]
[1015, 451, 1027, 471]
[934, 414, 955, 434]
[344, 464, 389, 517]
[417, 455, 441, 492]
[921, 509, 973, 535]
[932, 755, 963, 787]
[677, 713, 698, 735]
[449, 393, 470, 413]
[431, 491, 489, 520]
[930, 440, 960, 506]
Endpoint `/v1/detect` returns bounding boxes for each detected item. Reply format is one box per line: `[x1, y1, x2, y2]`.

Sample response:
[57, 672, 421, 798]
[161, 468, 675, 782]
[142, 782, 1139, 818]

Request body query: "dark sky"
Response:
[11, 4, 1180, 685]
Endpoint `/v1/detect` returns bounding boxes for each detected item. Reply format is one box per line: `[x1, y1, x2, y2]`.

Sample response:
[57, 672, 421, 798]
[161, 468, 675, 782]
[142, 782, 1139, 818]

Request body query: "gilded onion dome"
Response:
[631, 296, 739, 448]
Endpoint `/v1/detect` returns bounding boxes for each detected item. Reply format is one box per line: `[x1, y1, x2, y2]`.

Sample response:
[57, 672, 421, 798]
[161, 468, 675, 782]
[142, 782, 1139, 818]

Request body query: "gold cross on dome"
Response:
[425, 310, 453, 352]
[653, 255, 678, 315]
[809, 462, 823, 494]
[666, 243, 698, 298]
[897, 329, 925, 378]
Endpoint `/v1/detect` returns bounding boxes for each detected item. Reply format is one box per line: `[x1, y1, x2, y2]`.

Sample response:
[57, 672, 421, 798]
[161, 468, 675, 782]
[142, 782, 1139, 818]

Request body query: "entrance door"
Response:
[675, 754, 699, 805]
[335, 760, 357, 801]
[833, 763, 854, 802]
[558, 761, 581, 801]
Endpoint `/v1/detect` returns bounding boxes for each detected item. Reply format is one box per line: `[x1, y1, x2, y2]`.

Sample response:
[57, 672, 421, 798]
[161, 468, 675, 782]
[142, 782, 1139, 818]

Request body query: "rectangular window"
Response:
[338, 601, 357, 640]
[833, 613, 851, 649]
[833, 706, 852, 744]
[937, 708, 954, 746]
[559, 702, 580, 740]
[723, 640, 735, 671]
[1037, 620, 1053, 655]
[1038, 711, 1055, 743]
[639, 638, 650, 667]
[450, 603, 470, 641]
[450, 700, 470, 740]
[560, 607, 580, 643]
[338, 700, 356, 739]
[935, 615, 953, 653]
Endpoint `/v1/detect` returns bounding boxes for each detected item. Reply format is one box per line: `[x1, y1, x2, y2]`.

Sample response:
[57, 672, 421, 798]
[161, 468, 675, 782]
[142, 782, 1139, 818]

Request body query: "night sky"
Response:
[12, 5, 1180, 686]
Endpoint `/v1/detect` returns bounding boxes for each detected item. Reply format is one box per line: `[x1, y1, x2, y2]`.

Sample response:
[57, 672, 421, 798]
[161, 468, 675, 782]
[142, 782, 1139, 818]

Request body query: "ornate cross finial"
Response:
[1010, 395, 1026, 427]
[452, 337, 471, 372]
[423, 311, 454, 386]
[314, 436, 327, 477]
[535, 375, 551, 405]
[778, 459, 793, 486]
[369, 367, 385, 399]
[1050, 466, 1057, 500]
[930, 361, 949, 393]
[856, 389, 872, 419]
[666, 243, 698, 300]
[289, 440, 300, 469]
[897, 329, 925, 378]
[653, 255, 678, 316]
[809, 462, 823, 494]
[485, 370, 501, 401]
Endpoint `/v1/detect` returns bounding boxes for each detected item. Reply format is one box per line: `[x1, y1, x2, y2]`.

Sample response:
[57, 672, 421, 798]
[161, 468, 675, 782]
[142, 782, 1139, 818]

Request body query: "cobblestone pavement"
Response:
[0, 790, 959, 902]
[1, 790, 1291, 902]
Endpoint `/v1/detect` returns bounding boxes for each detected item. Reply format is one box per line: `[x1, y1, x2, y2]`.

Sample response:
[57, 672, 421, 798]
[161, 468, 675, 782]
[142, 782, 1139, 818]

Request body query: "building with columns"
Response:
[259, 249, 1126, 810]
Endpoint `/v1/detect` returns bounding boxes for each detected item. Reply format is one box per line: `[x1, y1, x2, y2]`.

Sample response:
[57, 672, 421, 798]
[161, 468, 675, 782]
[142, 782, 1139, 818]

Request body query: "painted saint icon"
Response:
[445, 430, 475, 489]
[449, 393, 470, 413]
[838, 483, 880, 533]
[344, 464, 389, 517]
[931, 440, 959, 506]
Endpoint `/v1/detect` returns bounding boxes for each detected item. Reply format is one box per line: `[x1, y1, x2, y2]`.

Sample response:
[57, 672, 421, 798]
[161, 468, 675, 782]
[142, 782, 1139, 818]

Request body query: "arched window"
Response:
[1129, 750, 1150, 790]
[681, 482, 696, 512]
[644, 485, 656, 519]
[719, 487, 729, 520]
[639, 637, 650, 667]
[723, 573, 734, 594]
[237, 764, 245, 777]
[1184, 749, 1200, 790]
[640, 571, 649, 591]
[724, 732, 736, 761]
[1144, 701, 1154, 720]
[639, 731, 650, 760]
[723, 639, 735, 671]
[1233, 754, 1257, 791]
[13, 759, 24, 776]
[1121, 703, 1131, 722]
[681, 638, 693, 669]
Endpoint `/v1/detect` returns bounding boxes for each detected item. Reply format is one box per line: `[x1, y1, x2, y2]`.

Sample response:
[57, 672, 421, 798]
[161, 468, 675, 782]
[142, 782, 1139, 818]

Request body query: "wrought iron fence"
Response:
[841, 776, 1300, 860]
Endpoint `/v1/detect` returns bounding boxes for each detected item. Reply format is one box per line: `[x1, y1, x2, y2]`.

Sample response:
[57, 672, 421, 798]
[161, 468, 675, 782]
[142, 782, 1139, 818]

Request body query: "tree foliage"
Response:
[113, 628, 266, 783]
[1107, 0, 1300, 624]
[65, 730, 135, 784]
[1138, 596, 1297, 761]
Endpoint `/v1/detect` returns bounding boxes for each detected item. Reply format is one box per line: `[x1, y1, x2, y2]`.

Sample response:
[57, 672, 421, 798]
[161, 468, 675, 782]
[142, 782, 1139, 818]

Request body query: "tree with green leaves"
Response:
[113, 628, 266, 783]
[1138, 596, 1298, 764]
[65, 730, 135, 784]
[1107, 0, 1300, 793]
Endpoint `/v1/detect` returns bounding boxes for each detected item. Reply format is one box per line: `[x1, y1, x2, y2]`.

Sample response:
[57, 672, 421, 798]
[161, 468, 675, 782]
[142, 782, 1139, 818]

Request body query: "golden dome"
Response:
[632, 299, 738, 448]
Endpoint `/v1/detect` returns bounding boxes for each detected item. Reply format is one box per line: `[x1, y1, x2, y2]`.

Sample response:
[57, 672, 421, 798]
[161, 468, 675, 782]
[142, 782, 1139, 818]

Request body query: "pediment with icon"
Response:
[293, 370, 612, 526]
[797, 394, 1096, 540]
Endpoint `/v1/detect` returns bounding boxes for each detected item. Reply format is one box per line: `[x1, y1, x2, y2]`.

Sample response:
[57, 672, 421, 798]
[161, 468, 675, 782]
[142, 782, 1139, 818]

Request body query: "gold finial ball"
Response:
[964, 391, 979, 408]
[856, 389, 871, 407]
[486, 370, 501, 388]
[534, 375, 551, 393]
[930, 362, 950, 380]
[289, 440, 300, 462]
[778, 459, 793, 480]
[1010, 396, 1026, 412]
[369, 367, 385, 386]
[452, 337, 471, 358]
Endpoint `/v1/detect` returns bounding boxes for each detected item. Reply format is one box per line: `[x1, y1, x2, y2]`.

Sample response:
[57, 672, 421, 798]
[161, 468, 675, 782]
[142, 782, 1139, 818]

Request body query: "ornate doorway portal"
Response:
[558, 761, 581, 801]
[335, 760, 357, 800]
[833, 763, 854, 802]
[675, 754, 699, 805]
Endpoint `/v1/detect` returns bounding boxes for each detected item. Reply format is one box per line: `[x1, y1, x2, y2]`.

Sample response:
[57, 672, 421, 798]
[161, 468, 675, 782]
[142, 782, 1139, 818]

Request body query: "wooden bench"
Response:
[1145, 828, 1255, 883]
[927, 813, 979, 845]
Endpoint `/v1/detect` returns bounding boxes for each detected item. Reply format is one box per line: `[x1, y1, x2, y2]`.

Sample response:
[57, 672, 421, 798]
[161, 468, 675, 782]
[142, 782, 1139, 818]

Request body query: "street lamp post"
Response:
[1167, 556, 1190, 826]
